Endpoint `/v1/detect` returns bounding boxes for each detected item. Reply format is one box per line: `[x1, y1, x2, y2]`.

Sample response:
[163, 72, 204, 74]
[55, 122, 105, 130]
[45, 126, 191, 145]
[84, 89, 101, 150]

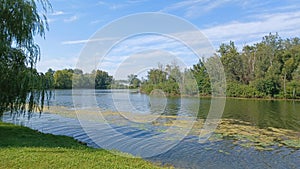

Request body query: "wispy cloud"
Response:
[161, 0, 230, 18]
[61, 37, 117, 45]
[186, 0, 231, 18]
[96, 1, 142, 10]
[64, 15, 78, 23]
[109, 4, 128, 10]
[202, 11, 300, 48]
[161, 0, 279, 19]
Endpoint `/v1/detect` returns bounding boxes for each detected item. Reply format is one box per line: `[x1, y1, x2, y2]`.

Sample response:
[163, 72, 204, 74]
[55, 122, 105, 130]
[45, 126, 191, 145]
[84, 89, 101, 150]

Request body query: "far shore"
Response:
[50, 88, 300, 102]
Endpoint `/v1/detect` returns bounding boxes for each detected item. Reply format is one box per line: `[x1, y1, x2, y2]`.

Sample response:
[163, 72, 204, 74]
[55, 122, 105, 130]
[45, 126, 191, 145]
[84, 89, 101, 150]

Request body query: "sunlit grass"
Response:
[0, 122, 171, 169]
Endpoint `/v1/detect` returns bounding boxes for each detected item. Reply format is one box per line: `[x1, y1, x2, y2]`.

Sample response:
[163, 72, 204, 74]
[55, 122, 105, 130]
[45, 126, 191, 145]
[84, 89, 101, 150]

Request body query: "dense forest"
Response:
[44, 33, 300, 99]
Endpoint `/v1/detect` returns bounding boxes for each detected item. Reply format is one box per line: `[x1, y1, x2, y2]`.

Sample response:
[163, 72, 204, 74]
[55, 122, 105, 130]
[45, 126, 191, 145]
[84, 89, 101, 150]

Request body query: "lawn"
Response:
[0, 122, 171, 169]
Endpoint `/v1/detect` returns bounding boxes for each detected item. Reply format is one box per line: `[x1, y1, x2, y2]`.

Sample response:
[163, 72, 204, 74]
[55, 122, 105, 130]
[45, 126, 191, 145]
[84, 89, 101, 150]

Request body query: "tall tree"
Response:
[219, 41, 243, 82]
[0, 0, 51, 114]
[191, 59, 211, 95]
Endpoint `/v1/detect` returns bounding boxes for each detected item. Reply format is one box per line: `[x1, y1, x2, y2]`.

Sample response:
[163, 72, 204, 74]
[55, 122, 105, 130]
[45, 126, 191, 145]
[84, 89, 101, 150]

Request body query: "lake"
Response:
[2, 89, 300, 169]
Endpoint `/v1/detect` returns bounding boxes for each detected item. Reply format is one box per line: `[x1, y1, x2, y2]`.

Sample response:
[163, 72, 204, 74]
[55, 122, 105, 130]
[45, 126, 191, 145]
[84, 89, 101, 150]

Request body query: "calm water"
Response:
[2, 89, 300, 169]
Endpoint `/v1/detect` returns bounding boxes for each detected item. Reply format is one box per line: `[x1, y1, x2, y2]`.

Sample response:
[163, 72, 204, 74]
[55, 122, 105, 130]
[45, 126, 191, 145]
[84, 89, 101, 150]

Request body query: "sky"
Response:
[35, 0, 300, 79]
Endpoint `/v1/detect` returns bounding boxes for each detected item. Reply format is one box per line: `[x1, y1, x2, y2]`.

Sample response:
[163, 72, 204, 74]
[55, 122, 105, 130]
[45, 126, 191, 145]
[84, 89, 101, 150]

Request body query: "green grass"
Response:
[0, 122, 171, 169]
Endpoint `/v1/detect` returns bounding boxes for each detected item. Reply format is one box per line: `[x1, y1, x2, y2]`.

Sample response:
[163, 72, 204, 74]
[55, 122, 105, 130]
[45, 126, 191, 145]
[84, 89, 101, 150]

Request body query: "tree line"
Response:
[44, 69, 112, 89]
[44, 68, 141, 89]
[140, 33, 300, 99]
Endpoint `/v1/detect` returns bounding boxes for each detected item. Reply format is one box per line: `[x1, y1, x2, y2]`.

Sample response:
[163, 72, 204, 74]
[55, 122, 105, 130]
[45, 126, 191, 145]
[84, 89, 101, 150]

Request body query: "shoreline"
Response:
[51, 88, 300, 101]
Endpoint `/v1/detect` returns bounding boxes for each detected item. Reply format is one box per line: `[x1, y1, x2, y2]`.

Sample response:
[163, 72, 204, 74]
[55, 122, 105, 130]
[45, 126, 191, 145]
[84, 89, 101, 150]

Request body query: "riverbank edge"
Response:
[51, 88, 300, 101]
[0, 121, 172, 169]
[142, 91, 300, 102]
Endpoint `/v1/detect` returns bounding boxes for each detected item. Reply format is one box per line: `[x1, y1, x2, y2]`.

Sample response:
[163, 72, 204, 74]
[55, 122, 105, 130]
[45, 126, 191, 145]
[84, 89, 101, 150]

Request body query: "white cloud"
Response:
[64, 15, 78, 23]
[61, 39, 90, 45]
[51, 11, 65, 16]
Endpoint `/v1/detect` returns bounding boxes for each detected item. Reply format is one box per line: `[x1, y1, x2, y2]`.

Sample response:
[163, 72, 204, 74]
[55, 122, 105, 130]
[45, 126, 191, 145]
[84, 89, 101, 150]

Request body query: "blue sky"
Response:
[36, 0, 300, 79]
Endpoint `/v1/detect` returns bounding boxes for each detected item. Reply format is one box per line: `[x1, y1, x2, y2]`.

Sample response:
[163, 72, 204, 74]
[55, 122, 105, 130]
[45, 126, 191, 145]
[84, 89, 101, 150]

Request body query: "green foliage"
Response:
[0, 0, 51, 114]
[49, 69, 113, 89]
[53, 69, 73, 89]
[140, 33, 300, 99]
[219, 33, 300, 99]
[191, 59, 211, 95]
[219, 41, 243, 82]
[140, 64, 181, 96]
[140, 63, 199, 96]
[94, 70, 113, 89]
[252, 76, 280, 97]
[226, 82, 263, 98]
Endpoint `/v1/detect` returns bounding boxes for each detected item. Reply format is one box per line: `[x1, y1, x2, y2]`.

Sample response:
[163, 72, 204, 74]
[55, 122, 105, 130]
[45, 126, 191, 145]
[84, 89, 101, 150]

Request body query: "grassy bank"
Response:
[0, 122, 171, 169]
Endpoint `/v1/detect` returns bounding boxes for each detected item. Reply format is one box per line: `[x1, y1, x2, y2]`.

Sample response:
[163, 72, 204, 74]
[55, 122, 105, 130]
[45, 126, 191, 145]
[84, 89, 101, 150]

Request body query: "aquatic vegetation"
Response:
[44, 106, 300, 151]
[213, 119, 300, 150]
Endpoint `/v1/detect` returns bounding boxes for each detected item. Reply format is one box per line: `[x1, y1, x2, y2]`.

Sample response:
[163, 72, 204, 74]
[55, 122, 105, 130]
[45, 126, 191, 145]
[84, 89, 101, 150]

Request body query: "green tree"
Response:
[44, 68, 55, 89]
[219, 41, 243, 82]
[191, 59, 211, 95]
[53, 69, 73, 89]
[241, 45, 256, 84]
[147, 69, 167, 84]
[165, 62, 182, 83]
[0, 0, 51, 113]
[288, 65, 300, 98]
[252, 76, 280, 97]
[94, 70, 112, 89]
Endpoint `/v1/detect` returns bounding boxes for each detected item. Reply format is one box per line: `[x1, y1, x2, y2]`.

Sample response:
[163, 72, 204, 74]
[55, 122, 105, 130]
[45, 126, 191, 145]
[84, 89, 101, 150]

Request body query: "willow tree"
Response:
[0, 0, 51, 114]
